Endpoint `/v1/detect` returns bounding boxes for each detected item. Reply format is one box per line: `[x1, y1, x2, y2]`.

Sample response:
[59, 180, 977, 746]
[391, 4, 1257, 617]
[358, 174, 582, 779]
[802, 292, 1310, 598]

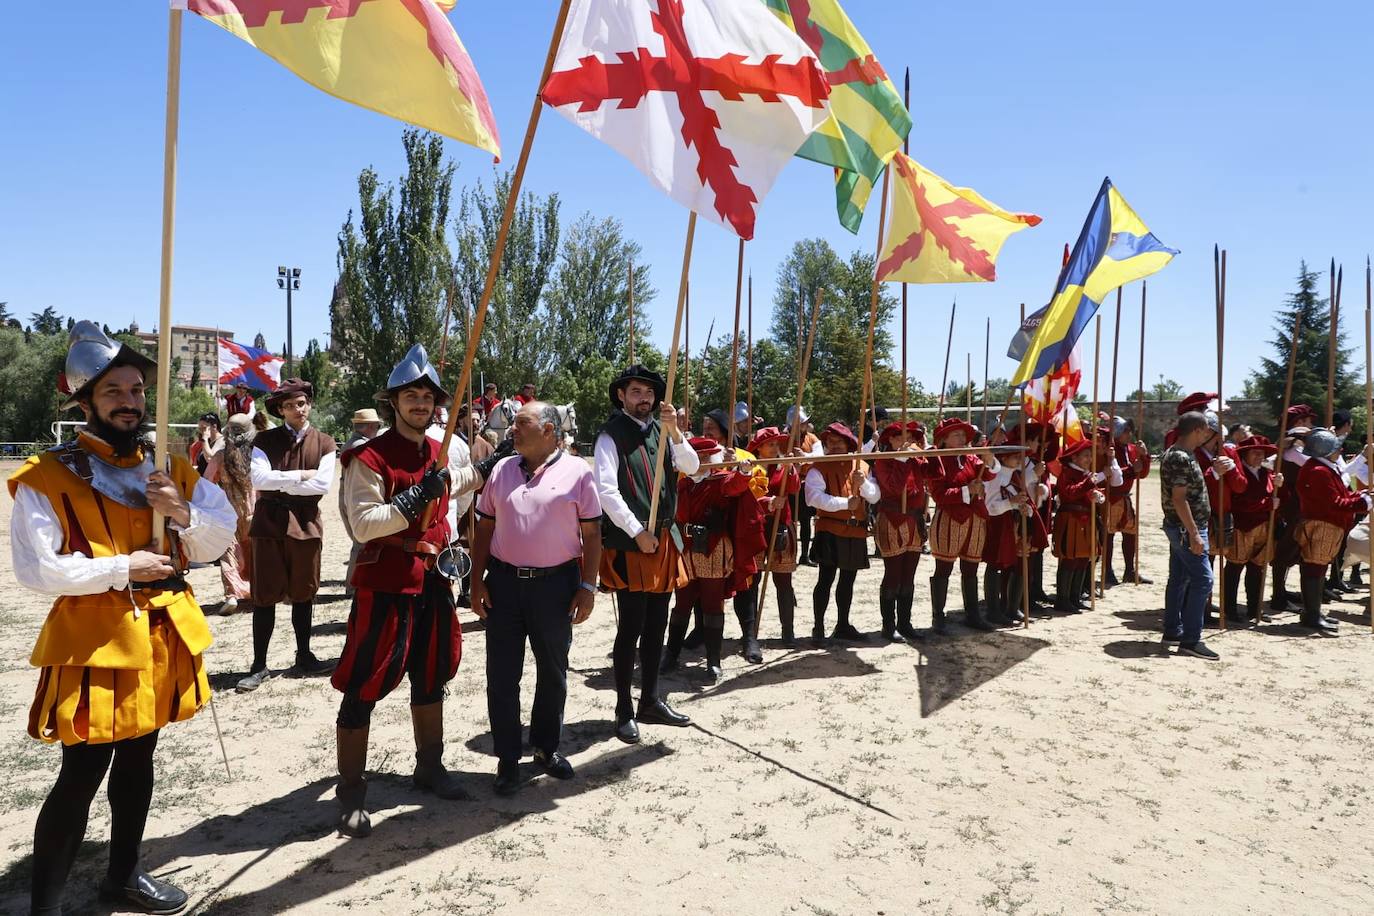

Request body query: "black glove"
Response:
[391, 467, 450, 522]
[475, 437, 516, 480]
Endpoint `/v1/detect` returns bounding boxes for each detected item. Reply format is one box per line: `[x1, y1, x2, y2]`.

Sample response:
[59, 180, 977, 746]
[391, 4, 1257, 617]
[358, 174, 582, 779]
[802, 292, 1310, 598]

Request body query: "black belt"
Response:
[489, 557, 578, 579]
[134, 575, 188, 593]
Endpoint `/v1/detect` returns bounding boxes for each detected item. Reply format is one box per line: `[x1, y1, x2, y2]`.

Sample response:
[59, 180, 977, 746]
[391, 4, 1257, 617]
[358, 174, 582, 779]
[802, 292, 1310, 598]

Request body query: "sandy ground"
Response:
[2, 466, 1373, 915]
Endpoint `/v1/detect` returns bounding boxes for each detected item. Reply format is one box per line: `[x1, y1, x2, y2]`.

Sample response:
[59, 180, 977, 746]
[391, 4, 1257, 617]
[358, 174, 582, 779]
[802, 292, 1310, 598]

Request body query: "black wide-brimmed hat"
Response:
[266, 378, 314, 418]
[608, 364, 666, 411]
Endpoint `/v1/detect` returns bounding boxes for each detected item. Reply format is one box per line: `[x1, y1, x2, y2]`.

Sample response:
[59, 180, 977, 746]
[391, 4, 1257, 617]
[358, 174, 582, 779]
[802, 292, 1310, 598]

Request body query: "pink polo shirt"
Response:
[476, 451, 602, 568]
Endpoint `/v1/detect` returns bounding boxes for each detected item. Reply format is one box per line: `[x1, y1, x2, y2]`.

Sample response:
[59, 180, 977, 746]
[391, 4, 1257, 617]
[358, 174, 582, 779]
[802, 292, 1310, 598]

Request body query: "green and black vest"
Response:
[599, 411, 679, 552]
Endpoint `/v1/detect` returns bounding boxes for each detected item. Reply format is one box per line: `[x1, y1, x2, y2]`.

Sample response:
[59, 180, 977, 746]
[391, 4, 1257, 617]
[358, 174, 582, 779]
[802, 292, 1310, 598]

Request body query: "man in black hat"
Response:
[594, 365, 697, 743]
[237, 378, 337, 692]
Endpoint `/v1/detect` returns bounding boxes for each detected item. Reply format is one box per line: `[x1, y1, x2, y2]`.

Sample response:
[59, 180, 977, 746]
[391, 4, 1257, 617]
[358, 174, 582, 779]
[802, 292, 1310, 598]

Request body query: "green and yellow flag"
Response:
[764, 0, 911, 233]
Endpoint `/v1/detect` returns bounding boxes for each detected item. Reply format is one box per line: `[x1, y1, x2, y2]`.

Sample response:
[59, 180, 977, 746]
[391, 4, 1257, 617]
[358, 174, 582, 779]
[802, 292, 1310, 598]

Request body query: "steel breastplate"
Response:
[51, 441, 153, 509]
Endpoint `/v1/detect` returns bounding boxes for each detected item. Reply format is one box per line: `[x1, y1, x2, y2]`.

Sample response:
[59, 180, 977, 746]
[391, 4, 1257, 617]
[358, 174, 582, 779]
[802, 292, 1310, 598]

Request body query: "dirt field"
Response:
[2, 466, 1373, 915]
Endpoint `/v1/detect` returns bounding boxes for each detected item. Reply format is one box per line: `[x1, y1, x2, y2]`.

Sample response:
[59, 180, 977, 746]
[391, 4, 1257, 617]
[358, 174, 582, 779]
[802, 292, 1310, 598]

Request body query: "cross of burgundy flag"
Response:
[218, 337, 283, 392]
[542, 0, 832, 240]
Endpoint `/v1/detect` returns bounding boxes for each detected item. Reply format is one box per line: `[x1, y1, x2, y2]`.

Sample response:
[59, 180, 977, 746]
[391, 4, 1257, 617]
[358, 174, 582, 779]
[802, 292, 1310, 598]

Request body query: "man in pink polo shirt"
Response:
[471, 401, 602, 797]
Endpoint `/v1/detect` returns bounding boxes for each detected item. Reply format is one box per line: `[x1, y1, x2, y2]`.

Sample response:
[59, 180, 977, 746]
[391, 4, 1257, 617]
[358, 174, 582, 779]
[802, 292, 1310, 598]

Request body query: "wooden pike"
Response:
[1215, 246, 1228, 630]
[746, 272, 754, 423]
[965, 353, 972, 424]
[1329, 258, 1337, 426]
[1366, 256, 1373, 633]
[1256, 302, 1302, 624]
[684, 279, 691, 416]
[645, 212, 698, 532]
[719, 443, 1027, 470]
[901, 66, 910, 428]
[755, 288, 823, 639]
[728, 238, 745, 445]
[1100, 286, 1122, 597]
[627, 260, 636, 364]
[981, 317, 990, 433]
[1134, 282, 1147, 586]
[428, 0, 577, 527]
[935, 301, 956, 422]
[857, 163, 893, 440]
[152, 8, 183, 557]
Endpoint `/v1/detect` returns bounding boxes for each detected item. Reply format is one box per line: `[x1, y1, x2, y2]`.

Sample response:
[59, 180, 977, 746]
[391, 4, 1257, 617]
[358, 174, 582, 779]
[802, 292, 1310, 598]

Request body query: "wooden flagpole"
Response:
[684, 279, 692, 417]
[901, 67, 910, 429]
[1134, 282, 1147, 585]
[857, 164, 892, 441]
[437, 273, 455, 372]
[728, 238, 745, 446]
[755, 288, 823, 637]
[627, 260, 636, 364]
[152, 8, 183, 554]
[747, 273, 754, 423]
[646, 212, 698, 531]
[965, 353, 972, 424]
[935, 301, 956, 421]
[430, 0, 575, 507]
[1100, 286, 1122, 596]
[980, 318, 991, 433]
[1215, 246, 1228, 630]
[1090, 316, 1101, 611]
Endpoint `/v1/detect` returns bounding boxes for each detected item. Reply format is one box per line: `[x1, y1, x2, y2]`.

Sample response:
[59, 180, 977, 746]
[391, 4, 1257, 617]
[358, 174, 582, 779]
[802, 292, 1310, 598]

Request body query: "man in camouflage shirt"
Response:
[1160, 412, 1220, 659]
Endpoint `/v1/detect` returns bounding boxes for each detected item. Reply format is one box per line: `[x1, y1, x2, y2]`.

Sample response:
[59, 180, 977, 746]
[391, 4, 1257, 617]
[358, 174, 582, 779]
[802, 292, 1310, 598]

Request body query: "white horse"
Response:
[554, 402, 578, 445]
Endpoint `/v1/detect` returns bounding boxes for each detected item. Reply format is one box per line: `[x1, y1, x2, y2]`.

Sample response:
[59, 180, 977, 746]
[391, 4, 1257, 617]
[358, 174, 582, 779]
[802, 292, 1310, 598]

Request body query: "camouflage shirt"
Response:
[1160, 445, 1210, 529]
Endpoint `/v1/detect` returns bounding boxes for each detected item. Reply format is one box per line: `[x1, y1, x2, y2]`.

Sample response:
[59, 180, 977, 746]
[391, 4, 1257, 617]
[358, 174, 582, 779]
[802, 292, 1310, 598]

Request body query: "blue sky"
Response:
[3, 1, 1372, 404]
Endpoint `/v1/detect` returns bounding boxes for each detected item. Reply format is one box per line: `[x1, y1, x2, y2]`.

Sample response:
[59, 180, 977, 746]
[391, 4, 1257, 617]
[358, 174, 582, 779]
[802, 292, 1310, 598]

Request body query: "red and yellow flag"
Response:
[178, 0, 500, 156]
[876, 153, 1039, 284]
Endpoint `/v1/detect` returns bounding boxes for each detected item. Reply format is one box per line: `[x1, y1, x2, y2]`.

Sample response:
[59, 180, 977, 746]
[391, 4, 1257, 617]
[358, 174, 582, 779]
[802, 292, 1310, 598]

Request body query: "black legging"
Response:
[612, 591, 670, 720]
[881, 552, 921, 592]
[32, 731, 159, 913]
[251, 601, 315, 670]
[932, 558, 978, 580]
[814, 565, 858, 622]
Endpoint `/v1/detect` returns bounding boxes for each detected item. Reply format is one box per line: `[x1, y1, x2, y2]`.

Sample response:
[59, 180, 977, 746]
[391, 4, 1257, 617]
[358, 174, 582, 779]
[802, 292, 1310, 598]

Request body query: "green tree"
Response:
[335, 129, 455, 412]
[31, 306, 63, 336]
[452, 168, 560, 394]
[189, 355, 201, 390]
[1248, 261, 1357, 435]
[0, 326, 67, 440]
[298, 338, 345, 440]
[0, 302, 9, 323]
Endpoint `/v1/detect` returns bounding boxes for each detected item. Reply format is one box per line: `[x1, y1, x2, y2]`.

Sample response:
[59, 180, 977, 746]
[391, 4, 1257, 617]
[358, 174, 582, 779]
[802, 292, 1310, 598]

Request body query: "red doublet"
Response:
[676, 471, 766, 594]
[1108, 442, 1149, 503]
[1296, 460, 1367, 529]
[873, 456, 925, 527]
[1054, 463, 1097, 510]
[1196, 445, 1246, 509]
[1231, 466, 1278, 532]
[342, 429, 451, 595]
[762, 464, 801, 526]
[920, 454, 985, 523]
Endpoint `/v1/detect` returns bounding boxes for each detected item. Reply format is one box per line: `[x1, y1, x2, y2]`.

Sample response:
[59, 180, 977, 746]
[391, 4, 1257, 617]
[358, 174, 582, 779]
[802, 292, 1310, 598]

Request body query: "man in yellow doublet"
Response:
[11, 322, 235, 915]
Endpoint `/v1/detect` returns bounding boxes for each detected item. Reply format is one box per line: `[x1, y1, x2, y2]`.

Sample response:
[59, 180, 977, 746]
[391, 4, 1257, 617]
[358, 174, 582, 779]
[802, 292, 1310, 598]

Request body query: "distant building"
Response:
[136, 324, 232, 393]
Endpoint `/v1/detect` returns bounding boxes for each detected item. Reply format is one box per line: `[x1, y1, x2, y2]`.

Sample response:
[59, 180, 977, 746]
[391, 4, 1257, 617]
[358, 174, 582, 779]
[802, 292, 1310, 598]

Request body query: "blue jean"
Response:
[1163, 523, 1212, 644]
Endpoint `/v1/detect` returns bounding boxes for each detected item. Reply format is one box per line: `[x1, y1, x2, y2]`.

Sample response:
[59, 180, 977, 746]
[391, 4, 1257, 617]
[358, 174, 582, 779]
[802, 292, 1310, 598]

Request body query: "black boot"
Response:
[962, 569, 994, 631]
[879, 587, 899, 641]
[683, 605, 704, 651]
[1004, 570, 1026, 625]
[1055, 566, 1080, 614]
[1348, 564, 1366, 590]
[1244, 564, 1268, 623]
[704, 618, 726, 681]
[777, 589, 796, 647]
[734, 592, 763, 664]
[1327, 561, 1349, 594]
[1030, 551, 1052, 604]
[1222, 563, 1248, 624]
[929, 576, 949, 635]
[896, 591, 923, 641]
[1299, 575, 1339, 636]
[660, 614, 689, 674]
[1073, 568, 1092, 611]
[984, 568, 1010, 625]
[811, 605, 827, 648]
[1270, 564, 1300, 612]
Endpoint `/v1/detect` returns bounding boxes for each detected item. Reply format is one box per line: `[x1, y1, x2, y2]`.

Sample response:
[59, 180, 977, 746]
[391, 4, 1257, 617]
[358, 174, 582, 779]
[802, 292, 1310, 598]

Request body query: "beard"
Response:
[86, 408, 149, 457]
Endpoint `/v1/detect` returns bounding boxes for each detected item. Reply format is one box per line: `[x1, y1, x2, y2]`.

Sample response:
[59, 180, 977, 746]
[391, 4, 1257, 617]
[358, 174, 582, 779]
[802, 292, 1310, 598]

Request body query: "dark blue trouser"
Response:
[1164, 523, 1211, 645]
[484, 562, 576, 765]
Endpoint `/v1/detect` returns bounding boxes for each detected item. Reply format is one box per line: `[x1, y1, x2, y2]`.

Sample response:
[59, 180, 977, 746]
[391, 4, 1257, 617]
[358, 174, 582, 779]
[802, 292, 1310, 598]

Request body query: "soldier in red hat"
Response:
[1195, 410, 1247, 623]
[1223, 435, 1284, 620]
[868, 421, 927, 640]
[1102, 416, 1152, 586]
[983, 425, 1049, 625]
[918, 417, 996, 632]
[746, 427, 803, 645]
[804, 422, 878, 644]
[1051, 432, 1117, 612]
[1270, 405, 1319, 610]
[661, 438, 766, 680]
[1163, 392, 1218, 449]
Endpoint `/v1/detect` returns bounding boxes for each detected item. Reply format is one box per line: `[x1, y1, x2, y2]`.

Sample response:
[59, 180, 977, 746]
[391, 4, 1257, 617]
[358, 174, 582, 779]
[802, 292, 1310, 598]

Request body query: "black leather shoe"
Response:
[533, 750, 574, 780]
[830, 622, 864, 641]
[493, 760, 522, 796]
[288, 651, 334, 677]
[98, 870, 189, 915]
[614, 717, 640, 744]
[810, 624, 827, 648]
[637, 698, 690, 727]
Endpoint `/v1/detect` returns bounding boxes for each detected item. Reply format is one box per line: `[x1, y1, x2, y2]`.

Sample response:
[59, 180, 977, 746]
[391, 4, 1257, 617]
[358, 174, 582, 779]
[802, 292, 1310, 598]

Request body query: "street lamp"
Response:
[277, 265, 301, 375]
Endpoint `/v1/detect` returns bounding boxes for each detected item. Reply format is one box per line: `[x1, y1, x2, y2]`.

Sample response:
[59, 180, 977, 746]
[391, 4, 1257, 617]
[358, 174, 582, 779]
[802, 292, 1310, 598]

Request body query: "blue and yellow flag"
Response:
[1010, 179, 1177, 387]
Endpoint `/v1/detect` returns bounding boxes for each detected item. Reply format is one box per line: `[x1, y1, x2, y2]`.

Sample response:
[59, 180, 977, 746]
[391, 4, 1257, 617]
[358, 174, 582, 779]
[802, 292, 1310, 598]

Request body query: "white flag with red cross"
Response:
[542, 0, 832, 240]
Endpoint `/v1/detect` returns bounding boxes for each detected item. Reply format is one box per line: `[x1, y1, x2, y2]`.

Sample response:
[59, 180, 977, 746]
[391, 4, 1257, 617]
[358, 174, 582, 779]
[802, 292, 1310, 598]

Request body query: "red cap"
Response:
[1060, 437, 1094, 461]
[932, 416, 978, 446]
[878, 422, 908, 445]
[1177, 391, 1217, 415]
[906, 420, 927, 445]
[1287, 404, 1317, 423]
[746, 426, 789, 456]
[688, 436, 722, 456]
[820, 422, 859, 451]
[1235, 434, 1278, 455]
